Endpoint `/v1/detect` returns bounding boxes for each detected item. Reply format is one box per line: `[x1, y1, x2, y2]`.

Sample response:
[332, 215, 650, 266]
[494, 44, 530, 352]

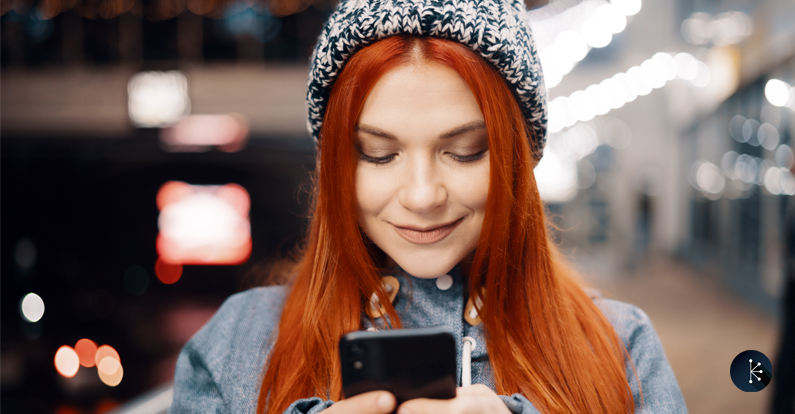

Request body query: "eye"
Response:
[449, 149, 488, 163]
[359, 153, 397, 165]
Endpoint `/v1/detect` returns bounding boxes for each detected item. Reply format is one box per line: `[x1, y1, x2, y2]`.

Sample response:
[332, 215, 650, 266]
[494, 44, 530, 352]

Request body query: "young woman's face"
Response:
[355, 61, 489, 279]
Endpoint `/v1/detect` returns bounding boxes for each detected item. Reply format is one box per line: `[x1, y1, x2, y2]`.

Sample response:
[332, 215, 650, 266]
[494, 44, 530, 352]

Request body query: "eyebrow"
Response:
[355, 120, 486, 140]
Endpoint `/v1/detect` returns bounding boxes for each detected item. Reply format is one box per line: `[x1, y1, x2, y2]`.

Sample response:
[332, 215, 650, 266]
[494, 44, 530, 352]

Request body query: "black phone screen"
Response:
[339, 327, 457, 405]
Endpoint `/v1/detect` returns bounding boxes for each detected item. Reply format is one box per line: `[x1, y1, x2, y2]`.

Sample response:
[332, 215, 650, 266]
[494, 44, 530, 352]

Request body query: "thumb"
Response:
[331, 391, 396, 414]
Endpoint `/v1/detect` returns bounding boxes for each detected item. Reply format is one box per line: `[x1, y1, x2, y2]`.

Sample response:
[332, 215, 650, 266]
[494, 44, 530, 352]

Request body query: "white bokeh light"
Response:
[674, 53, 697, 80]
[776, 145, 794, 169]
[611, 0, 641, 16]
[652, 52, 678, 81]
[613, 72, 638, 103]
[128, 71, 191, 128]
[556, 31, 589, 63]
[640, 59, 667, 89]
[758, 123, 780, 150]
[20, 293, 45, 323]
[690, 61, 711, 87]
[547, 97, 568, 134]
[580, 18, 613, 48]
[626, 66, 652, 96]
[765, 79, 792, 107]
[595, 4, 627, 34]
[534, 149, 578, 203]
[695, 161, 725, 195]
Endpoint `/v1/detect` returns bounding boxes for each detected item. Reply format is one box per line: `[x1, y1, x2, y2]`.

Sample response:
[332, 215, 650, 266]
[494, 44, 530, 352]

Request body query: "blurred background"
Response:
[2, 0, 794, 412]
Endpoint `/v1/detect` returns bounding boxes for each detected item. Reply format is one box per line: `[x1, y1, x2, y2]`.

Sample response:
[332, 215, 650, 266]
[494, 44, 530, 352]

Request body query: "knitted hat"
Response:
[306, 0, 548, 162]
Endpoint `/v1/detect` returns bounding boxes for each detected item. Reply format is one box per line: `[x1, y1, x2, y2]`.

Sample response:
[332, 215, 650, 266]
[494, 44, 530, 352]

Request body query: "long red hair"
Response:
[257, 35, 636, 414]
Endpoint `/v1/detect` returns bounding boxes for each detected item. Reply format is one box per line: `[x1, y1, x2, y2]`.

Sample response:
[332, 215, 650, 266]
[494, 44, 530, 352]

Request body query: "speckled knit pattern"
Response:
[306, 0, 548, 162]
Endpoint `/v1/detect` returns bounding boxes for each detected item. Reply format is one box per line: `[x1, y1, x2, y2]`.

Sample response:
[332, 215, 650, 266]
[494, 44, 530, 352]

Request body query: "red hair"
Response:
[257, 35, 636, 414]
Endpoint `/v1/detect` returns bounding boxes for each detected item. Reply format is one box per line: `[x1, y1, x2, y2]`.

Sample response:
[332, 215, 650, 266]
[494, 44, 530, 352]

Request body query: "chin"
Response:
[388, 249, 461, 279]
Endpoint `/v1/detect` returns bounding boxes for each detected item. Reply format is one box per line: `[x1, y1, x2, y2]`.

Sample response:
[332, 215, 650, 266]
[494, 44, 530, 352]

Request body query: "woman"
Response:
[170, 1, 687, 413]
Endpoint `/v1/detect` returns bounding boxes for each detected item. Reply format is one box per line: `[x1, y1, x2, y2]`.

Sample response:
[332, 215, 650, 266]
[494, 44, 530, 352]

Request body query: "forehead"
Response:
[357, 62, 484, 143]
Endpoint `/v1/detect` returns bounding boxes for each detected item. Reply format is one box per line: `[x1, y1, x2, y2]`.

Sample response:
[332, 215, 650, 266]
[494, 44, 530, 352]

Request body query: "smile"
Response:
[392, 218, 463, 244]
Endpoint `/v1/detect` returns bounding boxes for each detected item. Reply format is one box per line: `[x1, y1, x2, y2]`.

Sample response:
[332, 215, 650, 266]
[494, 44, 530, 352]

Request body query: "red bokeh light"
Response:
[155, 258, 183, 284]
[156, 181, 192, 211]
[94, 399, 120, 414]
[75, 338, 98, 368]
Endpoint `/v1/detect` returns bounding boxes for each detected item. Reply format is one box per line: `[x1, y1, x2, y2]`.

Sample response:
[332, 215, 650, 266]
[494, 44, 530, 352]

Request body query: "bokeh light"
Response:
[98, 356, 120, 376]
[534, 149, 578, 203]
[690, 61, 711, 88]
[729, 115, 747, 142]
[155, 258, 183, 285]
[681, 11, 753, 46]
[54, 346, 80, 378]
[674, 53, 698, 80]
[696, 161, 725, 195]
[74, 339, 98, 368]
[94, 345, 120, 368]
[538, 0, 642, 89]
[98, 359, 124, 387]
[758, 123, 780, 150]
[610, 0, 641, 16]
[156, 182, 252, 265]
[20, 293, 45, 323]
[721, 151, 739, 177]
[765, 79, 792, 107]
[160, 113, 250, 153]
[776, 145, 794, 169]
[742, 119, 761, 146]
[128, 71, 190, 128]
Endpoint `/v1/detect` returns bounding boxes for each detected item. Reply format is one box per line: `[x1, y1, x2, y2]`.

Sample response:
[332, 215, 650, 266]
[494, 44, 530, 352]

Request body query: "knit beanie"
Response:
[306, 0, 548, 162]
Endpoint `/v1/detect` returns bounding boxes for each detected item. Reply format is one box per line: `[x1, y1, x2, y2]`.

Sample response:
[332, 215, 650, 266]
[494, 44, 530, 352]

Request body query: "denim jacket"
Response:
[170, 265, 688, 413]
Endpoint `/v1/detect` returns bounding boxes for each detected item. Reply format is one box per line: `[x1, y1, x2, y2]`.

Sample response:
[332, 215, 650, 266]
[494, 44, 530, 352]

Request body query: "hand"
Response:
[397, 385, 511, 414]
[323, 391, 396, 414]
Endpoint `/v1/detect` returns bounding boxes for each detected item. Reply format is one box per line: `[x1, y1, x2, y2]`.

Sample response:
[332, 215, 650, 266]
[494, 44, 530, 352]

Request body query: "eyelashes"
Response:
[359, 153, 397, 164]
[359, 149, 488, 165]
[450, 149, 488, 163]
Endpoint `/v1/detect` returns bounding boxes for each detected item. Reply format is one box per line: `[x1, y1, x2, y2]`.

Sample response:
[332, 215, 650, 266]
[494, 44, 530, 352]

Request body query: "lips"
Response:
[392, 218, 463, 244]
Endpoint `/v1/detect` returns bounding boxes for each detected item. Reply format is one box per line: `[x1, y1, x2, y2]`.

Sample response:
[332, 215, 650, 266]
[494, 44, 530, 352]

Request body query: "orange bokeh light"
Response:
[98, 356, 121, 376]
[75, 338, 98, 367]
[98, 361, 124, 387]
[94, 345, 120, 368]
[55, 345, 80, 378]
[155, 258, 183, 284]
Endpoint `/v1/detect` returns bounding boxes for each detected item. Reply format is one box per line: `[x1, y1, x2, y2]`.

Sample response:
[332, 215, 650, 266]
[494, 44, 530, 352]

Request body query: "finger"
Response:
[456, 384, 496, 397]
[397, 398, 460, 414]
[333, 391, 396, 414]
[397, 397, 487, 414]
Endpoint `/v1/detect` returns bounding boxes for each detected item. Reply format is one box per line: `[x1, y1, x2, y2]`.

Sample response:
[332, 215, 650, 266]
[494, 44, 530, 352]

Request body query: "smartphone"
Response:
[339, 327, 457, 406]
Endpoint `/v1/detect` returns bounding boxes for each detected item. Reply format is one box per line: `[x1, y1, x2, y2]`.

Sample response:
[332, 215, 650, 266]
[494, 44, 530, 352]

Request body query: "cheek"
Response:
[355, 168, 395, 219]
[448, 162, 489, 211]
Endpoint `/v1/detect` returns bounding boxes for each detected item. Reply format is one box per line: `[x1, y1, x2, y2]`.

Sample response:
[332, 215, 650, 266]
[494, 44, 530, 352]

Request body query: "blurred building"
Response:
[2, 0, 795, 412]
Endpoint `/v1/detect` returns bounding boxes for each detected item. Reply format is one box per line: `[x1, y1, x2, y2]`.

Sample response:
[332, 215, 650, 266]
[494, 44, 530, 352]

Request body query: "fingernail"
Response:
[397, 406, 412, 414]
[377, 393, 394, 411]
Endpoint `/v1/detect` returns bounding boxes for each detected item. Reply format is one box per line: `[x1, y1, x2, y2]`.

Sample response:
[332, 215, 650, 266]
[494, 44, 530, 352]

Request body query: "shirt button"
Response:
[436, 274, 453, 290]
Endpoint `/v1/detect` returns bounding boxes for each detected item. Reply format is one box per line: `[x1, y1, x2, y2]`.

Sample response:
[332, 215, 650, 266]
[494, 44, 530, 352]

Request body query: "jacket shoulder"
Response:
[187, 286, 289, 364]
[171, 285, 289, 413]
[588, 291, 689, 413]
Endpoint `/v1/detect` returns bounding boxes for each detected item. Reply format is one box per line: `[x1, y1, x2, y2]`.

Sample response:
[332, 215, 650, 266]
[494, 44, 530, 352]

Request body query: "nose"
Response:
[397, 155, 447, 213]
